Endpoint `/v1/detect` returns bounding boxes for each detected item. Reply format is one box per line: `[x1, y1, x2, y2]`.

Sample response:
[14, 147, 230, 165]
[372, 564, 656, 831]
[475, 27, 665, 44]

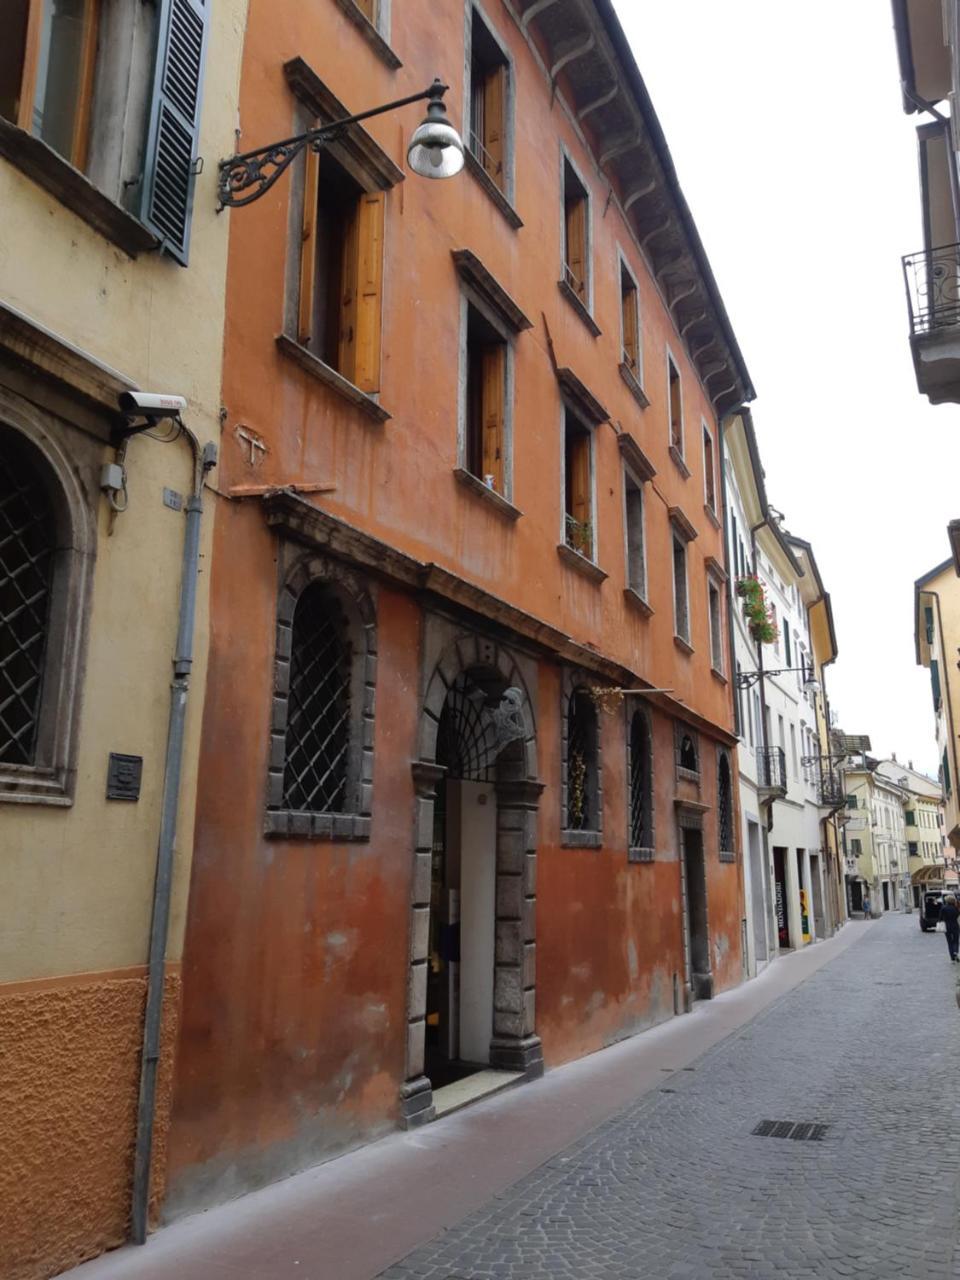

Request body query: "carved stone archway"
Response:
[401, 631, 543, 1128]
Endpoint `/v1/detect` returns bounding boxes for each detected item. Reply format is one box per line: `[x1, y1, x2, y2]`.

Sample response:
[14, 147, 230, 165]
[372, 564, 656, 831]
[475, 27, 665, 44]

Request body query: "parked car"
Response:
[920, 893, 944, 931]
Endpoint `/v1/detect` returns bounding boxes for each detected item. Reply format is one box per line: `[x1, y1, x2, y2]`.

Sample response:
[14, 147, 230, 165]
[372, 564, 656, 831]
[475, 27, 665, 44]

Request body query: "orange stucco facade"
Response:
[165, 0, 750, 1218]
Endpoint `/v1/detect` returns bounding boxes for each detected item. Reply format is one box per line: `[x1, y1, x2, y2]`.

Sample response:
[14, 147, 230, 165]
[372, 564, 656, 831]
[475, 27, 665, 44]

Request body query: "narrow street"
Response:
[72, 915, 960, 1280]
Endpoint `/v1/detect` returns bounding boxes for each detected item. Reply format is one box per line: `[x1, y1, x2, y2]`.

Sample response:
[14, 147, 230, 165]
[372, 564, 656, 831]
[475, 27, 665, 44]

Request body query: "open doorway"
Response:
[773, 846, 791, 948]
[425, 776, 497, 1088]
[682, 828, 712, 1000]
[747, 821, 767, 965]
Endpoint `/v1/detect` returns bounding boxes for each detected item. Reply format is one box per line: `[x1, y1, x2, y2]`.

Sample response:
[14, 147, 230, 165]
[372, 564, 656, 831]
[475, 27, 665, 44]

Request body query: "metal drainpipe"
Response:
[130, 430, 217, 1245]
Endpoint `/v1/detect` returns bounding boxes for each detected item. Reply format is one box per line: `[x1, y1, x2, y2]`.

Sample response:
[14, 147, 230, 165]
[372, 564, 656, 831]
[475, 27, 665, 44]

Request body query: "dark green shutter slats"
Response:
[141, 0, 209, 265]
[931, 659, 942, 711]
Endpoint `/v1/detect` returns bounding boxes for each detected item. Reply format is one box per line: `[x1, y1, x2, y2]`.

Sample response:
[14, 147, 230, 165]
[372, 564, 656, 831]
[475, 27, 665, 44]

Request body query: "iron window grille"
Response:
[281, 584, 352, 812]
[629, 710, 652, 852]
[0, 433, 54, 766]
[567, 689, 598, 831]
[718, 751, 734, 858]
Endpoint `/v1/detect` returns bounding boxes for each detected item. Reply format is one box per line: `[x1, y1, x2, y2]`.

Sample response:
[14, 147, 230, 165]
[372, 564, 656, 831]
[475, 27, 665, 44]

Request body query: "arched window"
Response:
[566, 688, 599, 833]
[678, 731, 698, 774]
[1, 430, 55, 766]
[629, 709, 653, 858]
[282, 583, 352, 812]
[718, 750, 734, 859]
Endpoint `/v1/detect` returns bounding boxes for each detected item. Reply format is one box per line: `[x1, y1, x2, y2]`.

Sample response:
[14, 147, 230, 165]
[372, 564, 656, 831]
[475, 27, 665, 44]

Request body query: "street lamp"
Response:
[217, 79, 464, 209]
[735, 664, 819, 694]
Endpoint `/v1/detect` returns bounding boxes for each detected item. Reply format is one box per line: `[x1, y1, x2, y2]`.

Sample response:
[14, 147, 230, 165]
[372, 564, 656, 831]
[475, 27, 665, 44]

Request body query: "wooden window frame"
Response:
[467, 4, 512, 198]
[702, 420, 717, 516]
[708, 576, 724, 675]
[560, 150, 591, 309]
[11, 0, 100, 169]
[672, 534, 690, 645]
[458, 287, 514, 501]
[667, 350, 684, 458]
[562, 405, 595, 563]
[623, 463, 648, 604]
[619, 254, 642, 382]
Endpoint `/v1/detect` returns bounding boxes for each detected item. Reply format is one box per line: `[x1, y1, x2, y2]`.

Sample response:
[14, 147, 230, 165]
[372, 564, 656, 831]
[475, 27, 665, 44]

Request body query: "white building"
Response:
[724, 411, 840, 974]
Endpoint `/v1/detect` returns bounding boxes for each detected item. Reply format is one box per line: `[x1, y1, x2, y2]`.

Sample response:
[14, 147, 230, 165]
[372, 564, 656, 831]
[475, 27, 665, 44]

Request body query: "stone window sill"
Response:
[454, 467, 522, 519]
[719, 850, 737, 864]
[557, 542, 608, 583]
[628, 846, 655, 864]
[277, 334, 390, 422]
[677, 766, 700, 785]
[619, 362, 650, 409]
[624, 587, 653, 618]
[703, 504, 721, 530]
[561, 829, 602, 849]
[674, 633, 694, 655]
[557, 279, 601, 338]
[265, 809, 371, 840]
[669, 444, 691, 479]
[711, 665, 728, 685]
[0, 117, 159, 259]
[0, 765, 72, 807]
[334, 0, 402, 68]
[464, 150, 522, 229]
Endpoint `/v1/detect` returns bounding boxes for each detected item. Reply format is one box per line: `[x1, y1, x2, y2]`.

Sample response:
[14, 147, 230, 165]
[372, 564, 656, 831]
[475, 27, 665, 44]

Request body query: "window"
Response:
[851, 838, 862, 855]
[624, 469, 646, 599]
[672, 535, 689, 642]
[266, 558, 377, 839]
[718, 751, 734, 858]
[909, 841, 918, 856]
[464, 303, 507, 493]
[1, 429, 55, 767]
[564, 408, 593, 559]
[562, 158, 589, 303]
[931, 659, 942, 711]
[668, 354, 683, 455]
[0, 418, 93, 804]
[770, 603, 779, 655]
[677, 728, 698, 774]
[784, 624, 792, 667]
[298, 147, 385, 393]
[925, 605, 934, 644]
[565, 687, 599, 834]
[789, 724, 798, 780]
[469, 8, 509, 193]
[702, 424, 716, 513]
[708, 580, 723, 673]
[846, 794, 858, 809]
[943, 750, 952, 797]
[905, 809, 916, 826]
[620, 261, 640, 377]
[1, 1, 209, 263]
[629, 710, 653, 857]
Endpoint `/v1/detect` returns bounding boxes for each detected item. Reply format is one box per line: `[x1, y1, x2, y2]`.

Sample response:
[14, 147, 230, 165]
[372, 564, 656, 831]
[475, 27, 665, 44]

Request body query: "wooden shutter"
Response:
[352, 191, 385, 393]
[669, 363, 682, 449]
[565, 196, 586, 299]
[482, 66, 505, 187]
[140, 0, 210, 266]
[297, 144, 320, 346]
[480, 345, 505, 492]
[338, 197, 361, 380]
[570, 433, 591, 554]
[621, 282, 639, 370]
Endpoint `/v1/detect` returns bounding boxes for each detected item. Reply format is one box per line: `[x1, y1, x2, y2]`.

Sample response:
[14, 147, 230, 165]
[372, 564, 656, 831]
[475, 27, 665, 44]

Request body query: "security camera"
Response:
[118, 391, 187, 420]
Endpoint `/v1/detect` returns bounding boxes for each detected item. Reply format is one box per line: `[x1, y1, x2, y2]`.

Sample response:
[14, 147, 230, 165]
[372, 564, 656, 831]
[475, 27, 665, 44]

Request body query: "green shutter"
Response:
[846, 794, 857, 809]
[931, 659, 942, 710]
[140, 0, 210, 266]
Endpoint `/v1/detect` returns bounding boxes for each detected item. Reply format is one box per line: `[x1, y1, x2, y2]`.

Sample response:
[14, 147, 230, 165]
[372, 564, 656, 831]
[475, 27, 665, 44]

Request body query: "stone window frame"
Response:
[717, 746, 735, 862]
[0, 394, 96, 807]
[264, 553, 376, 840]
[627, 704, 654, 864]
[675, 721, 700, 785]
[561, 669, 603, 848]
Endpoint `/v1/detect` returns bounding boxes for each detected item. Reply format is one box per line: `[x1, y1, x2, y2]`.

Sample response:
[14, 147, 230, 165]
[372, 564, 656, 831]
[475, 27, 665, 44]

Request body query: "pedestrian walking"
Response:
[862, 893, 871, 918]
[940, 894, 960, 962]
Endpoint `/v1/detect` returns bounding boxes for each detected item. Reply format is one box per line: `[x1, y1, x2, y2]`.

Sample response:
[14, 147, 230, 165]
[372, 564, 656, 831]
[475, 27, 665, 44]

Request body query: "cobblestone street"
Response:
[382, 916, 960, 1280]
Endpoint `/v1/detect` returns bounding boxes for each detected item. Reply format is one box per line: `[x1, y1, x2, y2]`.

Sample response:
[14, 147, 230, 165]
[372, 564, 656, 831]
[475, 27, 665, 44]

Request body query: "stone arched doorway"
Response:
[401, 634, 543, 1127]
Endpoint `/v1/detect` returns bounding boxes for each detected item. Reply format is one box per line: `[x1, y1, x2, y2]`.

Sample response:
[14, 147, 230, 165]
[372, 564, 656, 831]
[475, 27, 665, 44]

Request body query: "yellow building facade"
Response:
[0, 3, 247, 1275]
[915, 560, 960, 852]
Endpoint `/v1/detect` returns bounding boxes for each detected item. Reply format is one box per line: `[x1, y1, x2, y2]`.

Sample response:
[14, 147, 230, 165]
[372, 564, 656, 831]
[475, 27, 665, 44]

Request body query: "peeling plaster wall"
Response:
[0, 970, 179, 1280]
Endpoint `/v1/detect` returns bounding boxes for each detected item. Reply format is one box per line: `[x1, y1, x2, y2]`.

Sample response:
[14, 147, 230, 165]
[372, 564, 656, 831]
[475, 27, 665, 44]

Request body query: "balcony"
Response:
[817, 768, 845, 808]
[758, 746, 787, 799]
[902, 244, 960, 404]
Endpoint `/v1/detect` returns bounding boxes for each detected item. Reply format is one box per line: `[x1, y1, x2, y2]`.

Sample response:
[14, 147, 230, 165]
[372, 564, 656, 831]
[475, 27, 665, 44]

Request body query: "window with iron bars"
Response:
[282, 583, 352, 813]
[718, 750, 734, 859]
[629, 709, 653, 855]
[566, 688, 598, 831]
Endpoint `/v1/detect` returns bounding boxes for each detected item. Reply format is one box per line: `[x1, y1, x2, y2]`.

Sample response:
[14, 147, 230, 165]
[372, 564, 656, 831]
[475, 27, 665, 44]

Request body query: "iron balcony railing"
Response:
[817, 768, 845, 808]
[758, 746, 787, 793]
[902, 243, 960, 337]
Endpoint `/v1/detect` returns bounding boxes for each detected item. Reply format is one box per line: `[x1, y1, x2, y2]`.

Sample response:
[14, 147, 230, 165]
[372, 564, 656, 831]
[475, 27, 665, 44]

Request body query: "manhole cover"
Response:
[752, 1119, 829, 1141]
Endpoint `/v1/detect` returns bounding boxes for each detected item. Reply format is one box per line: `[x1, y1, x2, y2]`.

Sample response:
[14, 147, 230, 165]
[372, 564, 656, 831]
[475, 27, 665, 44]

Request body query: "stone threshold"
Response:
[432, 1069, 525, 1119]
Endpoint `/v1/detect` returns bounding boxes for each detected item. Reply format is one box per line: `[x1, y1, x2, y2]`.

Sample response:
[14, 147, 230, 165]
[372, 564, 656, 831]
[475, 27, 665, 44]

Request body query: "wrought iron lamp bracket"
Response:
[217, 80, 448, 209]
[735, 665, 813, 691]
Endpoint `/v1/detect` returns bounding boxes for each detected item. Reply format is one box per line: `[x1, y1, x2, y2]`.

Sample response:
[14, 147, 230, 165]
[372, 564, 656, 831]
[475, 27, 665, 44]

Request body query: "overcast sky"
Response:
[612, 0, 956, 777]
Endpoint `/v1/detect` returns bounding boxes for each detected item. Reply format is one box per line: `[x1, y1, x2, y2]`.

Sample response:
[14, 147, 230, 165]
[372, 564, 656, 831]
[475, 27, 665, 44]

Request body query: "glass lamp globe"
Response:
[407, 99, 465, 179]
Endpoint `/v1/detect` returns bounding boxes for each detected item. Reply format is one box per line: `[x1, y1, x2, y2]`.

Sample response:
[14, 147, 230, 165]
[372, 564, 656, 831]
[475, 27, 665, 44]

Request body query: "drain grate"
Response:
[752, 1119, 829, 1142]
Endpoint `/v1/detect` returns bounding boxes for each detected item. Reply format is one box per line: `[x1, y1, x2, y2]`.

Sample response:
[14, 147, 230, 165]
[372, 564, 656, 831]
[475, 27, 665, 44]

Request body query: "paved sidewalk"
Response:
[72, 921, 872, 1280]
